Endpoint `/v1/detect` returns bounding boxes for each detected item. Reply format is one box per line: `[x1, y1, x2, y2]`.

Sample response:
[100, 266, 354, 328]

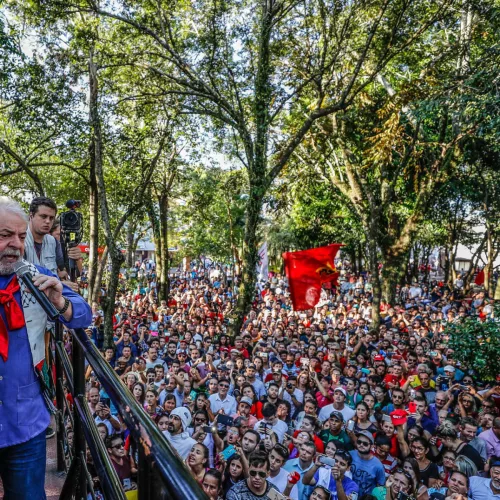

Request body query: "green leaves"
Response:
[446, 308, 500, 381]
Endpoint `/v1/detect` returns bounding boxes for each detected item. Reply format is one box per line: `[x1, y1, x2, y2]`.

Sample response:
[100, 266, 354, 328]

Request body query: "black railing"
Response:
[53, 321, 208, 499]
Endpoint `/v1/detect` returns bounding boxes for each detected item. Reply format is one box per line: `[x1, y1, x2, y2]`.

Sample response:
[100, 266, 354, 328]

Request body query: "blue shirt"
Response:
[0, 267, 92, 448]
[349, 450, 386, 496]
[284, 458, 314, 500]
[313, 469, 359, 500]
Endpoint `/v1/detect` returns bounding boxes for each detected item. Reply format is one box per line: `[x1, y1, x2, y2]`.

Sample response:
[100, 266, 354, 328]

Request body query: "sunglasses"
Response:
[395, 468, 414, 481]
[112, 442, 125, 449]
[357, 440, 371, 446]
[249, 470, 267, 478]
[219, 384, 230, 388]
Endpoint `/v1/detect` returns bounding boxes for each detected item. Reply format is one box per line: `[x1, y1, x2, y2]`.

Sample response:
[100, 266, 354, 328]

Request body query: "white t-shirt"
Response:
[318, 403, 355, 423]
[268, 468, 289, 493]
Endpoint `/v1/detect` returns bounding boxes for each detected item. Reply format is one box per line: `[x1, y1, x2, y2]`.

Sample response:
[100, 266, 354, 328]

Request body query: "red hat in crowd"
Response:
[390, 409, 408, 426]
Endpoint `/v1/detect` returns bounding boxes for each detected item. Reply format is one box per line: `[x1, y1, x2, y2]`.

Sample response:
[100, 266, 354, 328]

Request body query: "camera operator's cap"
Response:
[240, 396, 253, 407]
[333, 387, 347, 397]
[444, 365, 456, 373]
[329, 411, 344, 422]
[356, 430, 374, 443]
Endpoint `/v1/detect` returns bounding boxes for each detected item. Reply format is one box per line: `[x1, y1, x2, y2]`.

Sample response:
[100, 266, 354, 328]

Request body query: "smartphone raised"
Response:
[318, 456, 336, 467]
[100, 397, 110, 408]
[346, 420, 355, 431]
[219, 445, 236, 461]
[268, 489, 286, 500]
[217, 414, 235, 427]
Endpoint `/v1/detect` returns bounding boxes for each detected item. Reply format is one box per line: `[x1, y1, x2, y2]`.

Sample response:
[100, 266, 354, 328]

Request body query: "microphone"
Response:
[13, 262, 60, 320]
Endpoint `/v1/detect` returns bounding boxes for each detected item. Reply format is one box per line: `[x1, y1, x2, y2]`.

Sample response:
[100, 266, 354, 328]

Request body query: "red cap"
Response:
[390, 409, 408, 426]
[374, 355, 385, 362]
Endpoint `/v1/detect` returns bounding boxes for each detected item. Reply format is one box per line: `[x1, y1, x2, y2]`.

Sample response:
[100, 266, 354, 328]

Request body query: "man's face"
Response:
[248, 463, 268, 492]
[415, 400, 427, 414]
[122, 347, 131, 359]
[419, 373, 430, 388]
[242, 433, 258, 453]
[298, 444, 315, 463]
[333, 391, 345, 405]
[218, 381, 229, 397]
[246, 367, 256, 379]
[167, 415, 182, 434]
[335, 454, 350, 476]
[356, 436, 372, 455]
[491, 466, 500, 489]
[168, 344, 176, 355]
[0, 213, 26, 275]
[30, 205, 56, 236]
[329, 417, 342, 432]
[460, 424, 477, 442]
[108, 438, 125, 459]
[88, 389, 99, 405]
[269, 450, 285, 473]
[238, 402, 251, 416]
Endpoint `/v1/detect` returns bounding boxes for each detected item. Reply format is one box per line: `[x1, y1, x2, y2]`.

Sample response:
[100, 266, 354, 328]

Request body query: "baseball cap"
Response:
[356, 430, 374, 443]
[444, 365, 456, 373]
[240, 396, 253, 406]
[329, 411, 344, 422]
[374, 355, 385, 362]
[333, 387, 347, 397]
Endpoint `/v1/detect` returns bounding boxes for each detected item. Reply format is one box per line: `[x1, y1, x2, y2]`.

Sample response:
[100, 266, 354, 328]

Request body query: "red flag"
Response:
[475, 269, 485, 286]
[283, 244, 343, 311]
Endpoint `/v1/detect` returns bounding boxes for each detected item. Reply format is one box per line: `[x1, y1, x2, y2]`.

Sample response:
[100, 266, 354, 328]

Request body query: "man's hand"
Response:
[331, 464, 341, 480]
[33, 274, 65, 309]
[67, 246, 82, 261]
[62, 280, 79, 292]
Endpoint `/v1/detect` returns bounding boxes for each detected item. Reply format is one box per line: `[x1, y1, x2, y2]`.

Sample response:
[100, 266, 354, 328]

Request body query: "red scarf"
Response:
[0, 277, 26, 361]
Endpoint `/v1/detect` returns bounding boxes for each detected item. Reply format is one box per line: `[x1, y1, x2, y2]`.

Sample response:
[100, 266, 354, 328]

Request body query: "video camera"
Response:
[60, 199, 83, 247]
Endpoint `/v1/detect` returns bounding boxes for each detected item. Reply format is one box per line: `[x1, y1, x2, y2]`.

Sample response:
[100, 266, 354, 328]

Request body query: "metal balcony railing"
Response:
[52, 322, 208, 499]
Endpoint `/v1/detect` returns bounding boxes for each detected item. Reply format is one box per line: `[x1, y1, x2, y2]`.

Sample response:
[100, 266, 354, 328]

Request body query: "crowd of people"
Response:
[78, 259, 500, 500]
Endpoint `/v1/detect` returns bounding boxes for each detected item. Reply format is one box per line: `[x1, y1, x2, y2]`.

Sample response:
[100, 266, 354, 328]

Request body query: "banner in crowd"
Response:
[257, 242, 269, 280]
[283, 244, 342, 311]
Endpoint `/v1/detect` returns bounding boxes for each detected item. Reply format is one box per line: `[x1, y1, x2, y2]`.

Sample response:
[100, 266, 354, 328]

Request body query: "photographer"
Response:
[303, 449, 359, 500]
[25, 197, 82, 288]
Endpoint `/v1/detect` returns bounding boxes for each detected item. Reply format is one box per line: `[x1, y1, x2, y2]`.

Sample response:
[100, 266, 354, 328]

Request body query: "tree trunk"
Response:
[231, 189, 263, 335]
[366, 236, 381, 328]
[349, 247, 358, 275]
[89, 47, 116, 347]
[381, 252, 407, 305]
[87, 167, 99, 305]
[126, 222, 136, 268]
[92, 247, 108, 302]
[157, 194, 170, 301]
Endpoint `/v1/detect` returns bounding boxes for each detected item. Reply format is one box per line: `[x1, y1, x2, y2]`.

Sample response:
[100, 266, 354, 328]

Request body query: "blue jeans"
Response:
[0, 430, 46, 499]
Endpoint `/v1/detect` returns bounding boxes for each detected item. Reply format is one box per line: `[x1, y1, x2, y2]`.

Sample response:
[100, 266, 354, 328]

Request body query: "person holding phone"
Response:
[303, 449, 359, 500]
[93, 400, 122, 435]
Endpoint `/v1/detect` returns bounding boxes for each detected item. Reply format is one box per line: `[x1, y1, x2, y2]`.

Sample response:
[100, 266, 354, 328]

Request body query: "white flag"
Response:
[257, 242, 269, 280]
